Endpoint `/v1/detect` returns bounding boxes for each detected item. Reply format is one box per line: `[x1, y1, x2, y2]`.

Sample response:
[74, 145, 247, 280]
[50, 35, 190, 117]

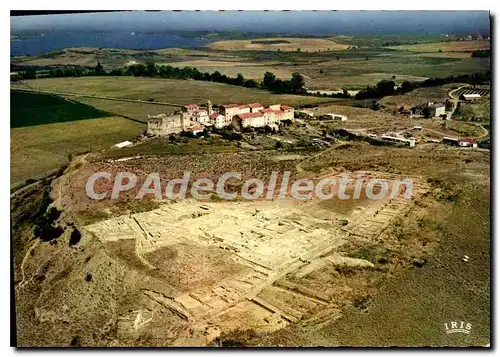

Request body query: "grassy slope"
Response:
[11, 117, 144, 185]
[10, 89, 146, 184]
[317, 182, 490, 347]
[389, 40, 490, 52]
[454, 99, 490, 122]
[65, 97, 178, 123]
[14, 77, 334, 107]
[379, 85, 455, 109]
[253, 144, 490, 347]
[205, 37, 348, 52]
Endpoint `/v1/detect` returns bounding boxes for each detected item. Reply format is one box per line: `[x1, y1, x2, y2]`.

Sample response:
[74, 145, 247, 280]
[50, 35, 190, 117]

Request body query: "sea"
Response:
[11, 30, 213, 56]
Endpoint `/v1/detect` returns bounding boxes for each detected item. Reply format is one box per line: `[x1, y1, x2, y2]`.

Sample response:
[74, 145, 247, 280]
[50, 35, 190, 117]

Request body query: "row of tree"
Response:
[419, 71, 490, 87]
[16, 61, 490, 102]
[126, 63, 307, 94]
[261, 71, 306, 94]
[16, 61, 307, 95]
[127, 62, 264, 88]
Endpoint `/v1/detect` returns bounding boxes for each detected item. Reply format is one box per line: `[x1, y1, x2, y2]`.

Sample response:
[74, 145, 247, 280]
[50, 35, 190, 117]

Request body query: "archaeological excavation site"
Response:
[14, 146, 463, 347]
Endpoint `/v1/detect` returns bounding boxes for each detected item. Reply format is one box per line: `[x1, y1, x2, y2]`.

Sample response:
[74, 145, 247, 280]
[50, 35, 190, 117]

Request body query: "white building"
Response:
[221, 102, 294, 129]
[193, 110, 209, 124]
[149, 100, 295, 134]
[380, 135, 416, 147]
[322, 113, 347, 121]
[233, 112, 266, 128]
[249, 103, 264, 113]
[220, 104, 243, 126]
[460, 93, 481, 101]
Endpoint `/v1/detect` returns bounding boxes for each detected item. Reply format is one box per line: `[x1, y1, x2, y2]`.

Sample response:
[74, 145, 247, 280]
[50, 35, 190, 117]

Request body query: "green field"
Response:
[10, 90, 145, 185]
[11, 116, 144, 186]
[297, 53, 488, 89]
[13, 77, 336, 107]
[9, 76, 335, 186]
[379, 85, 457, 110]
[66, 97, 177, 123]
[454, 100, 490, 122]
[11, 35, 491, 92]
[389, 40, 490, 53]
[11, 90, 112, 128]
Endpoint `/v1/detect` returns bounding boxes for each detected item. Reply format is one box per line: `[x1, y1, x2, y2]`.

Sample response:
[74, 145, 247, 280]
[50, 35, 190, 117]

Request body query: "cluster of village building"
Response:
[147, 100, 295, 136]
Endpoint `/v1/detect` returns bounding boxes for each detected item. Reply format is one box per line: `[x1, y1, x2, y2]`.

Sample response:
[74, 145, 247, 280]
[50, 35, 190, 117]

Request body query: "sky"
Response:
[11, 11, 490, 36]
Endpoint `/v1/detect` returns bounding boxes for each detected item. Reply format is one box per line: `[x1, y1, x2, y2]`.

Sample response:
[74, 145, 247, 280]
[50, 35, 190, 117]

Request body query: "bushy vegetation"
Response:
[32, 186, 64, 242]
[69, 227, 82, 246]
[420, 71, 490, 87]
[472, 50, 490, 58]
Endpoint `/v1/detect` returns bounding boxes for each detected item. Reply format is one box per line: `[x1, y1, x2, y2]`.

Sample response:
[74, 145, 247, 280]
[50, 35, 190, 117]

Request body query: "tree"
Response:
[243, 79, 258, 88]
[262, 71, 277, 90]
[422, 106, 432, 118]
[63, 67, 77, 77]
[94, 61, 106, 76]
[146, 62, 157, 77]
[191, 67, 203, 80]
[21, 67, 37, 79]
[210, 71, 224, 82]
[158, 65, 174, 78]
[109, 69, 123, 76]
[235, 73, 245, 86]
[127, 63, 146, 76]
[398, 80, 419, 94]
[375, 80, 396, 97]
[370, 100, 380, 111]
[290, 72, 306, 94]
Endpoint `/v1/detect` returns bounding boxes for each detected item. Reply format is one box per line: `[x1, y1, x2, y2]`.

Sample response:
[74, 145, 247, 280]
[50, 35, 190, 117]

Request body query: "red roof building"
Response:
[235, 112, 264, 120]
[249, 103, 263, 108]
[458, 138, 478, 147]
[459, 138, 478, 143]
[183, 104, 199, 110]
[188, 124, 204, 133]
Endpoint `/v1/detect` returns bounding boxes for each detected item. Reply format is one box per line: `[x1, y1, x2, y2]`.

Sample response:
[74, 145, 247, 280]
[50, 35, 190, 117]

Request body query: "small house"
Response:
[460, 93, 481, 101]
[321, 113, 347, 121]
[411, 102, 446, 118]
[458, 138, 478, 148]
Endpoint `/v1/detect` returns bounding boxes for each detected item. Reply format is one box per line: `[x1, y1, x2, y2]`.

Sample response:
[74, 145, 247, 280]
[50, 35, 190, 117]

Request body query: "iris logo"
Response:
[444, 321, 472, 335]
